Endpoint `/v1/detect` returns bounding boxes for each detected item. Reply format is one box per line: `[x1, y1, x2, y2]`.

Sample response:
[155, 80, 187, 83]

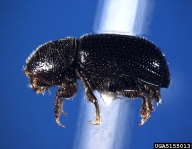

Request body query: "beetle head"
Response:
[23, 69, 51, 93]
[30, 77, 50, 93]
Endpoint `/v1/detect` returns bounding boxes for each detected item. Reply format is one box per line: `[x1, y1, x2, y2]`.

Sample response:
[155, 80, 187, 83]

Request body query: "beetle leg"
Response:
[77, 71, 101, 125]
[143, 84, 161, 103]
[60, 101, 68, 116]
[54, 88, 67, 128]
[54, 81, 77, 128]
[138, 93, 154, 126]
[85, 88, 101, 125]
[152, 87, 161, 103]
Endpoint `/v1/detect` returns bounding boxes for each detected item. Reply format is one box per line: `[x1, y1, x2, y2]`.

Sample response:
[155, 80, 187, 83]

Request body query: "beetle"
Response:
[23, 34, 170, 127]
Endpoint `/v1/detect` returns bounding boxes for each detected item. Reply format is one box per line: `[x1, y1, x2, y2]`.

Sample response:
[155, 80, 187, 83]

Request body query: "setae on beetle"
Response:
[23, 34, 170, 127]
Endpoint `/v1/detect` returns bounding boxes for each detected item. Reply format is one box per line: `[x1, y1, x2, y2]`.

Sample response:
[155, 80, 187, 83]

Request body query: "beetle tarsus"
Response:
[56, 118, 66, 128]
[138, 94, 154, 126]
[88, 99, 101, 125]
[59, 99, 68, 116]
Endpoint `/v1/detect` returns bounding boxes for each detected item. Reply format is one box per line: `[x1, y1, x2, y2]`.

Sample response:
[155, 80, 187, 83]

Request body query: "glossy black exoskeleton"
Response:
[24, 34, 170, 127]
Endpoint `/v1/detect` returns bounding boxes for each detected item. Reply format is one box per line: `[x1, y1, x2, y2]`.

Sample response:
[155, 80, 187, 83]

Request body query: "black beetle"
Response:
[24, 34, 170, 127]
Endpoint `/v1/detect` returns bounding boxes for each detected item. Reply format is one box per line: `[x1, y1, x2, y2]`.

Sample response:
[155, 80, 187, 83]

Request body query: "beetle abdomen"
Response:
[78, 34, 170, 88]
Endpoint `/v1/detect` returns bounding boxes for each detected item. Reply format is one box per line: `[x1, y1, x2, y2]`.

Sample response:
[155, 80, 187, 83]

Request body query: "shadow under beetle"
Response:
[24, 34, 170, 127]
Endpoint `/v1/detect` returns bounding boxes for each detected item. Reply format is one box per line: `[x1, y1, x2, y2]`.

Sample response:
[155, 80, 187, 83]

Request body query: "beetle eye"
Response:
[30, 78, 49, 93]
